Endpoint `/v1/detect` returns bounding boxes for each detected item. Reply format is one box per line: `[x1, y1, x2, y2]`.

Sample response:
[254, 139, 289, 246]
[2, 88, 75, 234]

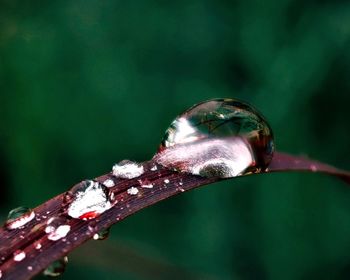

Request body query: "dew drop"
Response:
[45, 217, 71, 241]
[154, 98, 274, 178]
[45, 217, 67, 233]
[34, 242, 42, 250]
[43, 256, 68, 277]
[48, 226, 71, 241]
[150, 165, 158, 171]
[67, 180, 112, 220]
[127, 187, 139, 195]
[141, 183, 153, 189]
[103, 179, 115, 188]
[112, 160, 144, 179]
[13, 250, 26, 262]
[93, 227, 110, 240]
[5, 206, 35, 230]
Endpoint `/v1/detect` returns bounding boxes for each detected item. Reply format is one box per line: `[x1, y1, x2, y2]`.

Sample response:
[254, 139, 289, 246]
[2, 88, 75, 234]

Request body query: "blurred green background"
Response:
[1, 0, 350, 279]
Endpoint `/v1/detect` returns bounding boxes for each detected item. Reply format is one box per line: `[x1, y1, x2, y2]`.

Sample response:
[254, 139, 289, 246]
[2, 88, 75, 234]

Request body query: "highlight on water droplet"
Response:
[5, 206, 35, 230]
[43, 256, 68, 277]
[154, 98, 274, 178]
[93, 227, 110, 240]
[67, 180, 112, 220]
[112, 160, 144, 179]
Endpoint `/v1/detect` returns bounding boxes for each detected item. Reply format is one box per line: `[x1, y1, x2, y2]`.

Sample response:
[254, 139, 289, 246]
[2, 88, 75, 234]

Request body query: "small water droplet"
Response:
[310, 164, 317, 172]
[7, 206, 29, 220]
[112, 160, 144, 179]
[43, 256, 68, 277]
[5, 206, 35, 230]
[141, 183, 153, 189]
[103, 179, 115, 188]
[45, 217, 67, 233]
[47, 224, 71, 241]
[67, 180, 112, 220]
[127, 187, 139, 195]
[109, 192, 116, 202]
[93, 227, 110, 240]
[150, 165, 158, 171]
[154, 98, 274, 178]
[13, 250, 26, 262]
[34, 242, 42, 250]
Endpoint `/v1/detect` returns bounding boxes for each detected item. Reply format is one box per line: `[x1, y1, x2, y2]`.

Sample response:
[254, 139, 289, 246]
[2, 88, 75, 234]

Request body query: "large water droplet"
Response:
[155, 98, 274, 178]
[67, 180, 112, 220]
[43, 256, 68, 277]
[5, 206, 35, 230]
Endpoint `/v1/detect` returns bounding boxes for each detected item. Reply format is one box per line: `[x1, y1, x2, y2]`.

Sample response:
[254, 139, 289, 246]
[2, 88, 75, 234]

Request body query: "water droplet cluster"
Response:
[45, 217, 71, 241]
[155, 98, 274, 178]
[66, 160, 146, 221]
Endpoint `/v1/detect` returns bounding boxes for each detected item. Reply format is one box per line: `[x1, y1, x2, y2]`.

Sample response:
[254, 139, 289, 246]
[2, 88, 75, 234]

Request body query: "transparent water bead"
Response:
[43, 256, 68, 277]
[67, 180, 112, 220]
[13, 250, 26, 262]
[45, 217, 66, 233]
[112, 160, 144, 179]
[93, 227, 110, 240]
[155, 98, 274, 178]
[5, 206, 35, 230]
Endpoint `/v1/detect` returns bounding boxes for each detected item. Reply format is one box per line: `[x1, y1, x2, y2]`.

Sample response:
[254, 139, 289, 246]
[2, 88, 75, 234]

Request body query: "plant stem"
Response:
[0, 153, 349, 280]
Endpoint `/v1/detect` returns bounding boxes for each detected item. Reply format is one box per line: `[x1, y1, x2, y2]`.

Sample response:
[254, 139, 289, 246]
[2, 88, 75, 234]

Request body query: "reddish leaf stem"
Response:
[0, 153, 349, 280]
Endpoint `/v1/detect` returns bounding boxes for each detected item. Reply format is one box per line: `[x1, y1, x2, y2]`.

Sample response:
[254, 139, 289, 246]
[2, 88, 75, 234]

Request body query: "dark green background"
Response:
[1, 0, 350, 279]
